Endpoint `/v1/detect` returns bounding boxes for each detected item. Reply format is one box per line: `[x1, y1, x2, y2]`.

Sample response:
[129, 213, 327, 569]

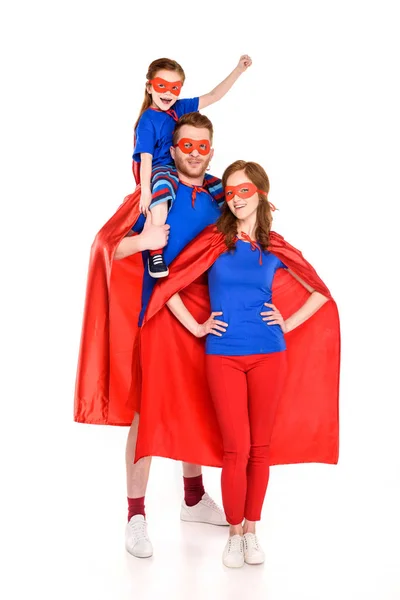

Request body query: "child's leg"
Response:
[147, 200, 169, 278]
[147, 165, 177, 278]
[149, 202, 168, 227]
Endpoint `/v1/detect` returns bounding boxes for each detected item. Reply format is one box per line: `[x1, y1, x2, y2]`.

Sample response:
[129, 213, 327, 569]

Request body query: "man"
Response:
[75, 113, 228, 559]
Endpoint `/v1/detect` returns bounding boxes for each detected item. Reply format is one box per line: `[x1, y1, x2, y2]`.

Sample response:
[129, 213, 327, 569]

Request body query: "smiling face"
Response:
[170, 124, 214, 180]
[147, 69, 183, 111]
[225, 169, 260, 220]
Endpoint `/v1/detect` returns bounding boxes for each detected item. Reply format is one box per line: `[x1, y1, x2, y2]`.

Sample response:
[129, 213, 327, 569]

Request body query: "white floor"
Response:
[5, 422, 399, 600]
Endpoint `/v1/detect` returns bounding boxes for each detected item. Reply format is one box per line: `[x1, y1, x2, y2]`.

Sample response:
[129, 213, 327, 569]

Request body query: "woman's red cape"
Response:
[74, 190, 340, 467]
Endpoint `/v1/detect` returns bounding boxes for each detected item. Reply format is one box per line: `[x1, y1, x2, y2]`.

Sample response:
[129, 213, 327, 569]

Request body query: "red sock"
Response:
[127, 496, 146, 521]
[149, 248, 163, 256]
[183, 475, 205, 507]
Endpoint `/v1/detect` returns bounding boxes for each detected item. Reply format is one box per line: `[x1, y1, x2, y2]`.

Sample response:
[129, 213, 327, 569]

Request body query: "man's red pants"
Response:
[206, 352, 288, 525]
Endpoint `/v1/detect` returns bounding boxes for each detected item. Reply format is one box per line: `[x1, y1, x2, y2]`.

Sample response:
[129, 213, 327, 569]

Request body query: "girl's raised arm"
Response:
[199, 55, 252, 110]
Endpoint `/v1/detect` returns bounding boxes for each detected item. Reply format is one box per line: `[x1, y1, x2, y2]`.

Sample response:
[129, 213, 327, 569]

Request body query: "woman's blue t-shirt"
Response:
[133, 97, 199, 166]
[206, 240, 288, 356]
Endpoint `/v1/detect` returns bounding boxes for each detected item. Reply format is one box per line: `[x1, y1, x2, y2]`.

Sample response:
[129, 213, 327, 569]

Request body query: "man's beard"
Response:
[174, 154, 209, 180]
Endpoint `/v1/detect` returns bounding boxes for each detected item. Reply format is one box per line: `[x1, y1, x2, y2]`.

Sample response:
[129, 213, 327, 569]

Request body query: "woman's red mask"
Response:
[149, 77, 183, 96]
[174, 138, 211, 155]
[225, 182, 267, 201]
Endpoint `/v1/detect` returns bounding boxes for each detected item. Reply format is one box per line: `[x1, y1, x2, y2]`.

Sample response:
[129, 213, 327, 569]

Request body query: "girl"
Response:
[165, 161, 332, 568]
[133, 55, 252, 278]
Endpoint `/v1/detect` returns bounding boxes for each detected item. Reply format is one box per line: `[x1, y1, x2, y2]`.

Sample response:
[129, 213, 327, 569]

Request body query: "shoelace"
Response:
[244, 533, 260, 550]
[237, 232, 263, 265]
[129, 520, 149, 542]
[228, 536, 243, 553]
[151, 254, 164, 265]
[202, 493, 223, 513]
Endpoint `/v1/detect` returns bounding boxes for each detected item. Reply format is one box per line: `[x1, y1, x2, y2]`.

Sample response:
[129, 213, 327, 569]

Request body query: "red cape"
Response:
[75, 192, 340, 467]
[74, 187, 144, 425]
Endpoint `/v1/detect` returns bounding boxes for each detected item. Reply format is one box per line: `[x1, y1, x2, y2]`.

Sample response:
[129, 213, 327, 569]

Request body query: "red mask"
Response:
[149, 77, 183, 96]
[174, 138, 211, 155]
[225, 182, 267, 201]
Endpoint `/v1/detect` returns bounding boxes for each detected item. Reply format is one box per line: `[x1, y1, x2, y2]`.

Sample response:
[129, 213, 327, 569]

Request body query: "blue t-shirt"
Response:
[138, 182, 222, 325]
[206, 240, 288, 356]
[133, 97, 200, 166]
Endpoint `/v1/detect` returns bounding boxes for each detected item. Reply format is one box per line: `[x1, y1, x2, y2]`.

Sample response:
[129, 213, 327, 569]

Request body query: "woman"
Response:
[165, 161, 332, 568]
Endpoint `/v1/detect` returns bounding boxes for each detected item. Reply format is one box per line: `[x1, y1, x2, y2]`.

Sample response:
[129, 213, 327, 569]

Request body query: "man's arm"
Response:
[114, 220, 170, 260]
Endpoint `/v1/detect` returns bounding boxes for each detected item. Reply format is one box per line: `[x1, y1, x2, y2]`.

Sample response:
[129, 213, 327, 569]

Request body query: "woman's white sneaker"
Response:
[125, 514, 153, 558]
[180, 492, 228, 526]
[243, 532, 265, 565]
[222, 534, 244, 568]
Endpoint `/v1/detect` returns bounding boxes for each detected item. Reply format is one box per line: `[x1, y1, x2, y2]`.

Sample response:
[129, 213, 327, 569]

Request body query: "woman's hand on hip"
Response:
[196, 312, 228, 338]
[261, 303, 288, 333]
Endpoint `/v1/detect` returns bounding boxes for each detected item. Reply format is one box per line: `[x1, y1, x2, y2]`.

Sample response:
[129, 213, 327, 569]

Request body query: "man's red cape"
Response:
[74, 190, 340, 467]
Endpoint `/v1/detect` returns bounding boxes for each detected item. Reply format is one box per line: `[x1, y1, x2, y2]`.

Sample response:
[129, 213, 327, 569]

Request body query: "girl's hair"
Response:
[217, 160, 272, 250]
[134, 58, 185, 131]
[172, 112, 214, 145]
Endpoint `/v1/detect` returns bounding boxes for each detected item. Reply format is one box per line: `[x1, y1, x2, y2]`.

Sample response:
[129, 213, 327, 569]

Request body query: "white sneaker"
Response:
[125, 515, 153, 558]
[222, 535, 244, 568]
[180, 492, 229, 526]
[243, 532, 265, 565]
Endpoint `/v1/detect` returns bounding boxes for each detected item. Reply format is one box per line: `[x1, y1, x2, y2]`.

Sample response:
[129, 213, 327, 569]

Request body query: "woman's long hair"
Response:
[217, 160, 272, 251]
[134, 58, 185, 131]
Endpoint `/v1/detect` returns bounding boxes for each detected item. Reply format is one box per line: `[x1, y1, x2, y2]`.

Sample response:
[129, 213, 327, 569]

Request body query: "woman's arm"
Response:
[167, 293, 228, 338]
[139, 153, 153, 215]
[198, 55, 252, 110]
[261, 269, 329, 333]
[284, 270, 329, 333]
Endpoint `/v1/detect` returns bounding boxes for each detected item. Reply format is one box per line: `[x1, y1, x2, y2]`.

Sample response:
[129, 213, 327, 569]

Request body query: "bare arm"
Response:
[167, 293, 228, 338]
[262, 269, 329, 333]
[198, 55, 252, 110]
[114, 220, 170, 260]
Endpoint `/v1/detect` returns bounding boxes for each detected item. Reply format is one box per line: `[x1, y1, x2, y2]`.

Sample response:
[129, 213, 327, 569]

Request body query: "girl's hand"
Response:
[261, 303, 288, 333]
[237, 54, 252, 73]
[139, 189, 152, 215]
[196, 312, 228, 338]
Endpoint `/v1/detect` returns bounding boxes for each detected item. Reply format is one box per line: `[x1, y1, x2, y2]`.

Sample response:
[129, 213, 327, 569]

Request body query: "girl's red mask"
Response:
[225, 182, 267, 201]
[174, 138, 211, 155]
[149, 77, 183, 96]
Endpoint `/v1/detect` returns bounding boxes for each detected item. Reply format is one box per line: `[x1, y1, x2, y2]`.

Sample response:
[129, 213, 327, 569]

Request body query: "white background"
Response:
[1, 1, 400, 598]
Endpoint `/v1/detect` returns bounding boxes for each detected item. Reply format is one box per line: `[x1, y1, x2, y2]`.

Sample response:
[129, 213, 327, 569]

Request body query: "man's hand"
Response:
[141, 218, 170, 252]
[139, 188, 152, 215]
[236, 54, 252, 73]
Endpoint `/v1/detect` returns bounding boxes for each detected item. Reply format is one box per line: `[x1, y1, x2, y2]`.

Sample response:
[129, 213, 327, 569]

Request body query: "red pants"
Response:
[206, 352, 287, 525]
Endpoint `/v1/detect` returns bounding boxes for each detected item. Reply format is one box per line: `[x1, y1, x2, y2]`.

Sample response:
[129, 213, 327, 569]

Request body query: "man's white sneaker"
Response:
[180, 492, 229, 526]
[125, 515, 153, 558]
[222, 535, 244, 568]
[243, 532, 265, 565]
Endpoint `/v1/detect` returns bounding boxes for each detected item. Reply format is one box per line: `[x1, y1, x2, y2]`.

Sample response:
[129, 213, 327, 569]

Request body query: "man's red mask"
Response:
[225, 182, 267, 201]
[149, 77, 183, 96]
[174, 138, 211, 155]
